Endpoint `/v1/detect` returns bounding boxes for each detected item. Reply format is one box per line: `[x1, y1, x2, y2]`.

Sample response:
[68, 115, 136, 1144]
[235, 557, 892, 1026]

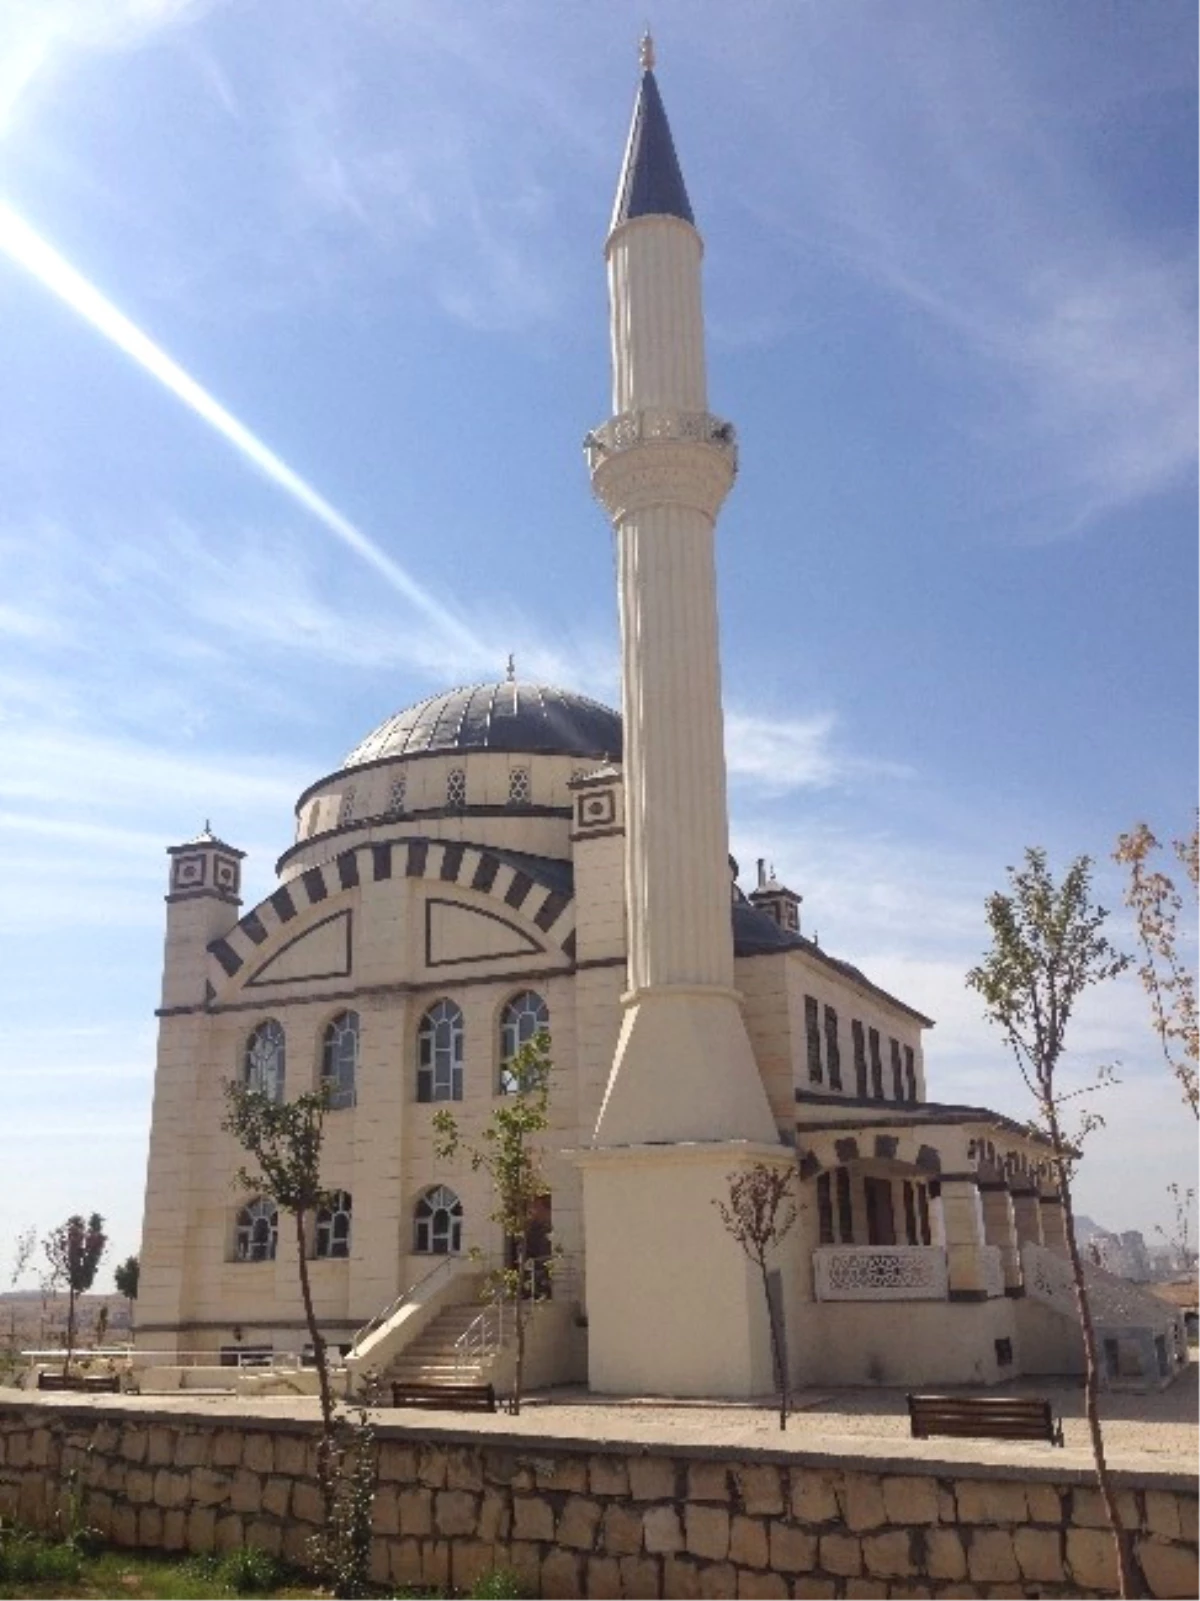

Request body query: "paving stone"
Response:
[262, 1476, 291, 1519]
[399, 1485, 433, 1535]
[664, 1556, 701, 1598]
[559, 1495, 603, 1550]
[243, 1432, 274, 1474]
[542, 1548, 584, 1599]
[1024, 1483, 1062, 1525]
[275, 1434, 308, 1477]
[820, 1531, 863, 1577]
[451, 1539, 495, 1592]
[186, 1505, 216, 1552]
[862, 1528, 913, 1578]
[686, 1502, 730, 1561]
[1137, 1534, 1200, 1599]
[689, 1461, 731, 1503]
[730, 1514, 769, 1569]
[792, 1579, 837, 1598]
[214, 1512, 244, 1553]
[737, 1464, 785, 1516]
[843, 1473, 887, 1531]
[965, 1528, 1019, 1584]
[590, 1454, 630, 1497]
[955, 1481, 1027, 1526]
[513, 1493, 555, 1542]
[698, 1562, 738, 1599]
[435, 1487, 477, 1536]
[537, 1455, 589, 1492]
[228, 1467, 261, 1514]
[630, 1456, 677, 1502]
[737, 1571, 788, 1598]
[618, 1554, 661, 1598]
[790, 1470, 840, 1525]
[446, 1447, 485, 1491]
[479, 1486, 511, 1542]
[1066, 1526, 1119, 1591]
[1013, 1525, 1063, 1582]
[882, 1476, 939, 1526]
[1145, 1491, 1182, 1540]
[602, 1500, 645, 1555]
[643, 1504, 683, 1555]
[769, 1521, 817, 1573]
[587, 1554, 623, 1598]
[925, 1529, 967, 1582]
[245, 1518, 282, 1557]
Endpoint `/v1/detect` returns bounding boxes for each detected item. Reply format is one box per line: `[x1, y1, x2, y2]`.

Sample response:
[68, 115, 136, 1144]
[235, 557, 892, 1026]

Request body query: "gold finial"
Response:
[639, 31, 655, 71]
[506, 653, 516, 683]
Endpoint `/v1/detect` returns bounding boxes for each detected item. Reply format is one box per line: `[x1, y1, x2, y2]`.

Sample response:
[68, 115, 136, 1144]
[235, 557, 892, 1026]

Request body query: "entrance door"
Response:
[864, 1177, 896, 1246]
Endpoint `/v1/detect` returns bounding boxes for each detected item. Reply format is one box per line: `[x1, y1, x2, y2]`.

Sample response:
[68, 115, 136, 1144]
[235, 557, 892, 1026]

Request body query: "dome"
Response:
[343, 681, 623, 768]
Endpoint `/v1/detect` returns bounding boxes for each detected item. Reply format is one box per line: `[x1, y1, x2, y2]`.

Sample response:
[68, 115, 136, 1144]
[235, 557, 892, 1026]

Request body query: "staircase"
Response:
[387, 1303, 490, 1385]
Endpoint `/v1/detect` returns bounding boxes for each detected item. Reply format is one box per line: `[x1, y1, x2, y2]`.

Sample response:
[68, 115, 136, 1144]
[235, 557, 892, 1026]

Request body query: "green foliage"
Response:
[220, 1083, 331, 1214]
[469, 1567, 524, 1599]
[0, 1526, 83, 1585]
[114, 1254, 140, 1303]
[307, 1406, 379, 1599]
[42, 1213, 107, 1373]
[215, 1544, 280, 1593]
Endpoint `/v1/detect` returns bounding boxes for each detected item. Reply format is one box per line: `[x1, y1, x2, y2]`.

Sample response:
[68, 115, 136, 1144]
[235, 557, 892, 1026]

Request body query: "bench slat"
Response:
[907, 1392, 1063, 1447]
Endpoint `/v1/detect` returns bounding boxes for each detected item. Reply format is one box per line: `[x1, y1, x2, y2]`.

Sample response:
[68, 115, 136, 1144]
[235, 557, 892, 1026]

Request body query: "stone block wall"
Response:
[0, 1402, 1196, 1599]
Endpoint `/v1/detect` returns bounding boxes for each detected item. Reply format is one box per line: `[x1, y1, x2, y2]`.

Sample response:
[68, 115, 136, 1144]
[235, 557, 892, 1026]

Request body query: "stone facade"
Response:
[1, 1400, 1196, 1598]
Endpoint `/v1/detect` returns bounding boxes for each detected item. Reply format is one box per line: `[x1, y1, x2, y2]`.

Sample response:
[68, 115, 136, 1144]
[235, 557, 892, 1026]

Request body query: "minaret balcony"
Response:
[586, 408, 738, 523]
[584, 407, 737, 473]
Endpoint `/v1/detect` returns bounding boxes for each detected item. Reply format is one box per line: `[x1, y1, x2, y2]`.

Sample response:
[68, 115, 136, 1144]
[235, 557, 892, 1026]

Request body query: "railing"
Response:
[1022, 1241, 1075, 1311]
[348, 1254, 457, 1358]
[583, 408, 738, 473]
[813, 1246, 948, 1302]
[453, 1259, 580, 1375]
[981, 1246, 1006, 1299]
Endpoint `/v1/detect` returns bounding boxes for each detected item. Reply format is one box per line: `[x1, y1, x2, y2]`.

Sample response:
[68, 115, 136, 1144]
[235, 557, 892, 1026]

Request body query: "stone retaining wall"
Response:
[0, 1401, 1196, 1598]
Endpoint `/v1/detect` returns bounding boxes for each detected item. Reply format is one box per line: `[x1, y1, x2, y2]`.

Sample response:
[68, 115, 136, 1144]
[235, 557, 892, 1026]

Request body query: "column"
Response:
[979, 1181, 1021, 1294]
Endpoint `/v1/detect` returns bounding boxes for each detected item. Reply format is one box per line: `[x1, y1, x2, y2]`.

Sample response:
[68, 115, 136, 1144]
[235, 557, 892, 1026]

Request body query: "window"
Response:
[414, 1186, 462, 1254]
[805, 996, 823, 1084]
[824, 1006, 842, 1091]
[852, 1020, 867, 1097]
[446, 768, 466, 809]
[235, 1198, 278, 1262]
[868, 1027, 884, 1100]
[507, 767, 530, 807]
[903, 1045, 917, 1101]
[816, 1173, 834, 1245]
[339, 787, 356, 826]
[902, 1180, 918, 1245]
[315, 1191, 352, 1259]
[245, 1020, 285, 1102]
[386, 776, 407, 818]
[499, 991, 549, 1094]
[304, 805, 320, 840]
[835, 1167, 854, 1242]
[916, 1184, 932, 1245]
[890, 1038, 904, 1101]
[417, 1000, 464, 1103]
[321, 1011, 359, 1110]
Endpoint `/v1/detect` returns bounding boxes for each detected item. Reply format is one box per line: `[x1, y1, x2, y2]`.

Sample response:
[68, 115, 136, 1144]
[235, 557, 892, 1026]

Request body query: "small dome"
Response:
[344, 682, 623, 768]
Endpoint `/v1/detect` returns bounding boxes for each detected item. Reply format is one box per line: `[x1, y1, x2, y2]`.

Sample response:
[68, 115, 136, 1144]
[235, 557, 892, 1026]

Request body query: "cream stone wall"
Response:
[2, 1403, 1195, 1599]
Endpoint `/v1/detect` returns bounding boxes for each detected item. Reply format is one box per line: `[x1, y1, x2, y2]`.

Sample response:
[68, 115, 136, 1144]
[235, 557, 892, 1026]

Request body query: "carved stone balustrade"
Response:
[813, 1246, 949, 1302]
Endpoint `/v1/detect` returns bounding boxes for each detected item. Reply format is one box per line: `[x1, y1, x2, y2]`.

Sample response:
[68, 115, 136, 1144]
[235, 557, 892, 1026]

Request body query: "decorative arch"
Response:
[417, 999, 463, 1103]
[413, 1186, 462, 1254]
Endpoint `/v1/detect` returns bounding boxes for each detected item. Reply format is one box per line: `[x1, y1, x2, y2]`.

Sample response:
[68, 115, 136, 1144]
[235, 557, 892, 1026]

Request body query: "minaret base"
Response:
[593, 986, 779, 1147]
[579, 1141, 795, 1398]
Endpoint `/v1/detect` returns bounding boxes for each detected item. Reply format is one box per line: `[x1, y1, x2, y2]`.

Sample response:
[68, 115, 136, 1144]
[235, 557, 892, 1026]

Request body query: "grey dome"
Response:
[344, 682, 623, 768]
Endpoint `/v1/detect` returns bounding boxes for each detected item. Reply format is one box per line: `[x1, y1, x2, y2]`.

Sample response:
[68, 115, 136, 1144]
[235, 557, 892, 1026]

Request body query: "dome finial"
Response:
[506, 652, 516, 683]
[639, 30, 655, 71]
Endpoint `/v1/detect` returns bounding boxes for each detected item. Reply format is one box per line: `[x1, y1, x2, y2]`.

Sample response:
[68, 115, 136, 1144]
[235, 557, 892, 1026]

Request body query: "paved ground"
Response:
[5, 1362, 1196, 1480]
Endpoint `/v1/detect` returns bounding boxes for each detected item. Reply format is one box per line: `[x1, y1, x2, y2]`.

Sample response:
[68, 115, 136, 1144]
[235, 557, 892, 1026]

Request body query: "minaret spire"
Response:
[610, 36, 694, 233]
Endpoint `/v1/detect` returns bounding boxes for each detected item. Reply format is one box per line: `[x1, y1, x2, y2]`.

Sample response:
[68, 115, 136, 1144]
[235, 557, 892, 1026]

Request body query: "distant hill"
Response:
[0, 1291, 131, 1354]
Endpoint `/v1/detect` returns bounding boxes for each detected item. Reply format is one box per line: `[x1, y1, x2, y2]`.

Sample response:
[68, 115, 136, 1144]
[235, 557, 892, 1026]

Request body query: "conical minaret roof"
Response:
[610, 34, 695, 232]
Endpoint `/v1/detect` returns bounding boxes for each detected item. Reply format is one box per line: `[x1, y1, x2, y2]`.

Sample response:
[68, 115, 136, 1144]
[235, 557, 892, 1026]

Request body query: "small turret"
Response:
[161, 823, 245, 1011]
[748, 857, 802, 935]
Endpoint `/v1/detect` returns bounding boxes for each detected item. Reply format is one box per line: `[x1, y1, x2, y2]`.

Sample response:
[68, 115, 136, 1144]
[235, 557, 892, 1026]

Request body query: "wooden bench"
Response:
[391, 1381, 497, 1413]
[907, 1393, 1064, 1447]
[36, 1372, 121, 1394]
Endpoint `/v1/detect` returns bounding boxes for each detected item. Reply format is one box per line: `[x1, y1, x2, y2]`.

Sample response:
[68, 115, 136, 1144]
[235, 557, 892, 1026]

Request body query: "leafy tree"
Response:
[42, 1214, 107, 1376]
[715, 1163, 797, 1431]
[1114, 818, 1198, 1119]
[220, 1081, 377, 1597]
[114, 1255, 139, 1325]
[433, 1031, 553, 1415]
[967, 849, 1135, 1597]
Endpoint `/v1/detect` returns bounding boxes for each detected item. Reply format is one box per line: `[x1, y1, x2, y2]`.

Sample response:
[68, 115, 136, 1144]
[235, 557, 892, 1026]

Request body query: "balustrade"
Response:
[813, 1245, 948, 1302]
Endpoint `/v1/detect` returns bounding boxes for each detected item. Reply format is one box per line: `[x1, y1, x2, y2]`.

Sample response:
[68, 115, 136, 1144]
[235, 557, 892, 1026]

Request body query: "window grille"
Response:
[414, 1186, 462, 1254]
[499, 991, 549, 1093]
[446, 768, 466, 809]
[244, 1020, 285, 1102]
[507, 767, 530, 807]
[315, 1191, 352, 1259]
[805, 996, 823, 1083]
[824, 1005, 842, 1090]
[417, 1000, 464, 1102]
[321, 1011, 359, 1109]
[235, 1199, 278, 1262]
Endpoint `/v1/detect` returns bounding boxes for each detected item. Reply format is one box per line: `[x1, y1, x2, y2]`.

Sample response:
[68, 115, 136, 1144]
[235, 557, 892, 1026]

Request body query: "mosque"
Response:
[135, 41, 1183, 1398]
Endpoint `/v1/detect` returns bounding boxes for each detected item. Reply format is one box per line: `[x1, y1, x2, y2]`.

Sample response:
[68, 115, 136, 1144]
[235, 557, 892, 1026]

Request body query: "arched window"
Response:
[322, 1011, 359, 1110]
[235, 1198, 278, 1262]
[414, 1186, 462, 1254]
[499, 990, 549, 1094]
[245, 1020, 285, 1102]
[417, 1000, 463, 1103]
[315, 1191, 352, 1259]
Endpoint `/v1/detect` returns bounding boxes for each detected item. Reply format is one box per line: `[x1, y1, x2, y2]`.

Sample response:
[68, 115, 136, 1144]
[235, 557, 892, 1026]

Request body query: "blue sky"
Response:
[1, 1, 1195, 1290]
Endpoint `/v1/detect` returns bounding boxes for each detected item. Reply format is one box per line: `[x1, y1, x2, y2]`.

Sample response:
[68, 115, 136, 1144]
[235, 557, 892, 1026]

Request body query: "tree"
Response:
[1114, 818, 1198, 1119]
[715, 1163, 797, 1431]
[967, 850, 1136, 1598]
[114, 1255, 140, 1327]
[43, 1214, 107, 1376]
[433, 1030, 553, 1415]
[1155, 1183, 1197, 1273]
[221, 1079, 378, 1596]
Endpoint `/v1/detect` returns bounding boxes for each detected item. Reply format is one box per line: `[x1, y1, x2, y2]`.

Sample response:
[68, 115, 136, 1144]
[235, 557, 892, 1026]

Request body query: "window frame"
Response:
[804, 995, 823, 1084]
[315, 1190, 353, 1259]
[321, 1010, 359, 1110]
[244, 1020, 286, 1103]
[417, 999, 464, 1103]
[498, 990, 550, 1094]
[235, 1198, 278, 1263]
[413, 1185, 463, 1255]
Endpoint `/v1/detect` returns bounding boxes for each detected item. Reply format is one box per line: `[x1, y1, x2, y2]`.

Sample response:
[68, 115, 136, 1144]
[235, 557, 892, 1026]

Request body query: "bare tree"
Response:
[1114, 818, 1198, 1119]
[1155, 1183, 1197, 1273]
[42, 1214, 107, 1376]
[433, 1031, 553, 1415]
[715, 1163, 797, 1431]
[967, 849, 1137, 1598]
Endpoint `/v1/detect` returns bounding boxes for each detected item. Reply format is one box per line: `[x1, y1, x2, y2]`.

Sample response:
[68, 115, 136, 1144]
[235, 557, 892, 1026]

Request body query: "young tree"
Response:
[221, 1080, 378, 1596]
[432, 1031, 553, 1415]
[1155, 1183, 1197, 1273]
[1114, 818, 1198, 1119]
[114, 1255, 140, 1328]
[42, 1214, 107, 1376]
[967, 849, 1135, 1597]
[715, 1163, 797, 1431]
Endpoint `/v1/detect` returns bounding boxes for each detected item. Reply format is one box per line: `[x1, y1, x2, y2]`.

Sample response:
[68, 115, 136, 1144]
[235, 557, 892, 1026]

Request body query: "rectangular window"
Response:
[903, 1045, 917, 1101]
[816, 1172, 834, 1245]
[805, 996, 823, 1084]
[852, 1020, 867, 1097]
[916, 1184, 931, 1246]
[835, 1168, 854, 1242]
[903, 1180, 918, 1245]
[890, 1038, 904, 1101]
[824, 1006, 842, 1090]
[869, 1028, 884, 1099]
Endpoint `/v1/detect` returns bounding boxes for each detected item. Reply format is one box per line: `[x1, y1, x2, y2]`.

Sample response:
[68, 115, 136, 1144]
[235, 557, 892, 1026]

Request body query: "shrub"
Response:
[470, 1568, 524, 1600]
[216, 1543, 280, 1593]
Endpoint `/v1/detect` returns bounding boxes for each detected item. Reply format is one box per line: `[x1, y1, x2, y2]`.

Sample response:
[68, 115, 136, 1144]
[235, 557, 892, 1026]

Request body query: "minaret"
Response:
[586, 35, 776, 1149]
[578, 39, 791, 1399]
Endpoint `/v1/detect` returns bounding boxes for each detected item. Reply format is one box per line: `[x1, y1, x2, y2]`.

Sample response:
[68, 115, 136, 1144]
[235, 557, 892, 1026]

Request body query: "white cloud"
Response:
[726, 709, 912, 796]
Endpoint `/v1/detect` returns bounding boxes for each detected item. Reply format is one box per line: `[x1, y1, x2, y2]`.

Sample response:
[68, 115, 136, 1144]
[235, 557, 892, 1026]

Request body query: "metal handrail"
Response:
[348, 1253, 458, 1356]
[452, 1258, 580, 1374]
